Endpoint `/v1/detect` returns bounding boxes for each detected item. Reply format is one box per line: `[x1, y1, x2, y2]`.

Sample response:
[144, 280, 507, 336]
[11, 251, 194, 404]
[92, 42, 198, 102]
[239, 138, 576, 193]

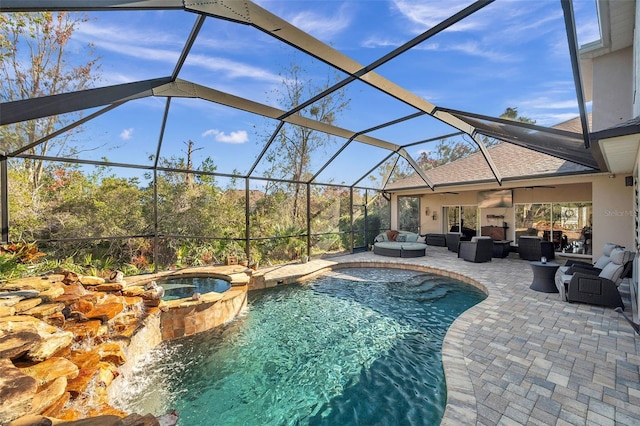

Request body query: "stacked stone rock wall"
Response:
[0, 271, 166, 425]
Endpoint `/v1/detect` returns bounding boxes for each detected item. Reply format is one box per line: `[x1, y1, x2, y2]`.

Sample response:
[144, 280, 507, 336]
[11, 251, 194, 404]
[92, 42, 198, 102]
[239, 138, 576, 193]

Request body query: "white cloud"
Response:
[75, 20, 279, 83]
[519, 97, 578, 110]
[289, 4, 352, 40]
[187, 54, 280, 82]
[120, 128, 134, 140]
[441, 40, 515, 62]
[202, 129, 248, 144]
[77, 21, 181, 46]
[362, 36, 401, 49]
[391, 0, 485, 32]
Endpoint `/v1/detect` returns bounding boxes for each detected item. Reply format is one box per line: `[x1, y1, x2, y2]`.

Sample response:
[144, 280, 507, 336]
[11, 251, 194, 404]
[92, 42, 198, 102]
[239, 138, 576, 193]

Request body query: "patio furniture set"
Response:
[373, 231, 634, 312]
[373, 231, 556, 263]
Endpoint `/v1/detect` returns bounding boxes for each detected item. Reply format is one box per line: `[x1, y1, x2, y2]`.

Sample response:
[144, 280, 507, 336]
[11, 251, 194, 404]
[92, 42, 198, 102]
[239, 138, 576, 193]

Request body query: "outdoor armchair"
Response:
[558, 248, 634, 307]
[446, 232, 463, 252]
[458, 236, 493, 263]
[446, 232, 471, 252]
[518, 236, 555, 261]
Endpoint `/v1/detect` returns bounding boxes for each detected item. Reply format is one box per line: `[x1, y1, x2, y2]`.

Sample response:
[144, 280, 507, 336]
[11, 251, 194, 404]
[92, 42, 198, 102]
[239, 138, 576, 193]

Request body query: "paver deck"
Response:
[258, 246, 640, 425]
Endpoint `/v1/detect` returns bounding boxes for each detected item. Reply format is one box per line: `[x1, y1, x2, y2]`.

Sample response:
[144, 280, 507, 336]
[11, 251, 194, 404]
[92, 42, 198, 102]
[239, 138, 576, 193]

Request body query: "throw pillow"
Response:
[417, 235, 426, 243]
[396, 235, 406, 242]
[405, 233, 418, 242]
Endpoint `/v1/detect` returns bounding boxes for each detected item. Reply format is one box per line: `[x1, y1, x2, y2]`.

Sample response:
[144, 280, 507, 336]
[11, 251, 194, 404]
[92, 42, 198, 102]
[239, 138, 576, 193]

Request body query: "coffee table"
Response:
[529, 261, 560, 293]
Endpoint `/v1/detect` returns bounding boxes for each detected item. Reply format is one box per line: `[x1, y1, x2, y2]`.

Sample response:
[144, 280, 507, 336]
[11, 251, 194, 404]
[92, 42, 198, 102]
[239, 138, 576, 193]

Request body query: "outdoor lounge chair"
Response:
[458, 236, 493, 263]
[556, 248, 634, 307]
[559, 242, 621, 275]
[518, 236, 555, 261]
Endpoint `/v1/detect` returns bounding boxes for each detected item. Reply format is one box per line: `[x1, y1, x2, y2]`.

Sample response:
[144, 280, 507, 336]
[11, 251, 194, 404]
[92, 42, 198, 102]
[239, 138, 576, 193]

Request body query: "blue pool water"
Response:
[113, 268, 486, 425]
[156, 276, 231, 301]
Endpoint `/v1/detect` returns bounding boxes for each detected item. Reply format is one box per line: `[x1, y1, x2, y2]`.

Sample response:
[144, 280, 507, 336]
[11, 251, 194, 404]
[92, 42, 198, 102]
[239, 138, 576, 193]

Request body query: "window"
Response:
[397, 196, 420, 232]
[514, 202, 592, 253]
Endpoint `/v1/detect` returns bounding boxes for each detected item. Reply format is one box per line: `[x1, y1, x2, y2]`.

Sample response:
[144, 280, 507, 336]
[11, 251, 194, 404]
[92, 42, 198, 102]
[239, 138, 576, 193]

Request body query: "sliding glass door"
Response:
[444, 205, 478, 237]
[514, 202, 592, 253]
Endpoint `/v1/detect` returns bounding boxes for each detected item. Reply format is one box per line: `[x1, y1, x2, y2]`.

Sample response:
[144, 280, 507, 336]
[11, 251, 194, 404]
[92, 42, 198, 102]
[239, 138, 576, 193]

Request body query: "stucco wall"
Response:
[591, 175, 634, 259]
[396, 176, 632, 261]
[592, 46, 633, 131]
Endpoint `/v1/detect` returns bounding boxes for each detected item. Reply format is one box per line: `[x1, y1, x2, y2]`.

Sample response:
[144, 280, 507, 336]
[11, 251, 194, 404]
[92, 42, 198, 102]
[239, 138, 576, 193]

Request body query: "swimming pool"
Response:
[112, 268, 486, 425]
[156, 276, 231, 301]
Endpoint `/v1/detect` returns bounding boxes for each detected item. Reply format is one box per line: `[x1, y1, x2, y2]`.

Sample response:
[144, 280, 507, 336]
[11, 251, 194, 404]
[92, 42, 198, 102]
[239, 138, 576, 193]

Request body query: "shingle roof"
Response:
[386, 142, 594, 190]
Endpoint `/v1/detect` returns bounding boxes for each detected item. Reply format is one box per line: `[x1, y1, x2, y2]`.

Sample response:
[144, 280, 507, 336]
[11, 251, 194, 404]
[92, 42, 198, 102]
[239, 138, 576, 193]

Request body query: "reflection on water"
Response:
[112, 268, 485, 426]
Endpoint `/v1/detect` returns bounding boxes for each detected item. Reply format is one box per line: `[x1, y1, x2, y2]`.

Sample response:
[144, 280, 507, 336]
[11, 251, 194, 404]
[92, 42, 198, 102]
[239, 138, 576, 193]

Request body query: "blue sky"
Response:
[32, 0, 600, 187]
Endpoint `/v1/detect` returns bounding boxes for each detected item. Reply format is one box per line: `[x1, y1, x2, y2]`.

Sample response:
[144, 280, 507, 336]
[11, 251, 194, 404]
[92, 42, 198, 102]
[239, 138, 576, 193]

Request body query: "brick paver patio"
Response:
[259, 246, 640, 425]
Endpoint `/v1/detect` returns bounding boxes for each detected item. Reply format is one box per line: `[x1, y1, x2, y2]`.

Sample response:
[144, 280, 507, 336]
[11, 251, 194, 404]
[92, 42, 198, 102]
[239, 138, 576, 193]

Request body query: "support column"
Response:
[1, 156, 8, 244]
[349, 187, 354, 253]
[153, 169, 159, 272]
[245, 177, 251, 262]
[306, 182, 311, 258]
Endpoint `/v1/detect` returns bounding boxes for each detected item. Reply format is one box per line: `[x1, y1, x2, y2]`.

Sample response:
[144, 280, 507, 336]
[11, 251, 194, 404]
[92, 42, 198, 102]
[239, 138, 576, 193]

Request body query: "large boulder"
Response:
[0, 331, 40, 359]
[19, 357, 79, 386]
[27, 331, 74, 362]
[0, 358, 38, 424]
[30, 376, 68, 415]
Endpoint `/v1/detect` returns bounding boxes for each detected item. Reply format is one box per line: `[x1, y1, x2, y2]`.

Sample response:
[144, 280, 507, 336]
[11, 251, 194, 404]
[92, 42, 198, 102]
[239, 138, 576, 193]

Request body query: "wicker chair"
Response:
[446, 232, 471, 252]
[564, 249, 634, 308]
[555, 247, 635, 308]
[458, 236, 493, 263]
[518, 236, 555, 261]
[446, 232, 462, 252]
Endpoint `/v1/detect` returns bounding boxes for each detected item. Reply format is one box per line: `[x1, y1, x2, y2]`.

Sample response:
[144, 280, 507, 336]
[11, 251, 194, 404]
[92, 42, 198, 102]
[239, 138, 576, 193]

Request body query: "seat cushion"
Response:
[603, 243, 621, 257]
[608, 248, 626, 265]
[599, 249, 626, 284]
[404, 233, 418, 242]
[593, 243, 623, 269]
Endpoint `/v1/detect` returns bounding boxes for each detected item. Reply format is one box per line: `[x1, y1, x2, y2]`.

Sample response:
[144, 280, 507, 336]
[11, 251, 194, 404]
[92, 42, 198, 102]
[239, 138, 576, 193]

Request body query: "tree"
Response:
[415, 107, 536, 170]
[0, 12, 100, 191]
[501, 106, 536, 124]
[262, 60, 350, 222]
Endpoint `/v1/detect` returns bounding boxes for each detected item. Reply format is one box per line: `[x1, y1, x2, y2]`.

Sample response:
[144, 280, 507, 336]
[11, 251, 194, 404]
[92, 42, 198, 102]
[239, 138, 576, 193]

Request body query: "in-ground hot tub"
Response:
[131, 268, 251, 341]
[156, 276, 232, 301]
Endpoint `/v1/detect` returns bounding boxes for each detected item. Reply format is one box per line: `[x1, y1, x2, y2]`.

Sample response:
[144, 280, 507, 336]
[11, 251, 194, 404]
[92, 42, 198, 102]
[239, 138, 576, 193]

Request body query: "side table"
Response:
[529, 261, 560, 293]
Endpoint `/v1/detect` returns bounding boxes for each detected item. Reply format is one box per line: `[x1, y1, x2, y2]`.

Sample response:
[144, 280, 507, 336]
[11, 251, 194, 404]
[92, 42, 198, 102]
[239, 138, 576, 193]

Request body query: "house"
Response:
[385, 0, 639, 319]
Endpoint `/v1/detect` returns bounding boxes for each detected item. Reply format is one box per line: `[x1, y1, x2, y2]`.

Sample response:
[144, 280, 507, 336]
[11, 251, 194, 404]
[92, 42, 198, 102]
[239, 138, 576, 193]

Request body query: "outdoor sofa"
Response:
[425, 233, 447, 247]
[373, 230, 427, 258]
